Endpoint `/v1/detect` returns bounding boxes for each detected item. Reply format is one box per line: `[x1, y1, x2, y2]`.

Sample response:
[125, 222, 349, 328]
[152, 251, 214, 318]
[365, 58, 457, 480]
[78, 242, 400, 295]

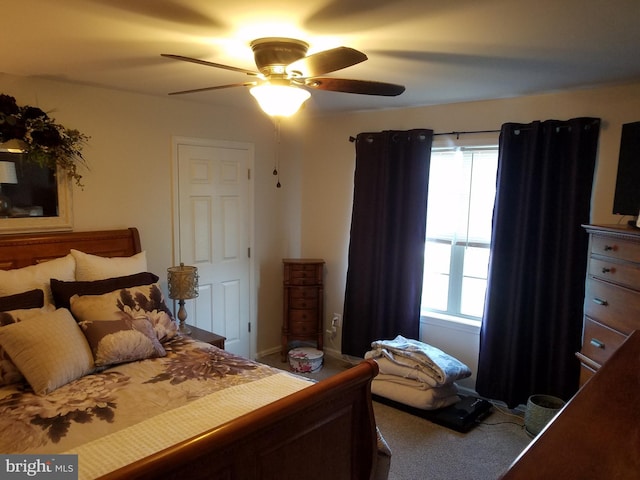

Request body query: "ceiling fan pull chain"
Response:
[274, 118, 282, 188]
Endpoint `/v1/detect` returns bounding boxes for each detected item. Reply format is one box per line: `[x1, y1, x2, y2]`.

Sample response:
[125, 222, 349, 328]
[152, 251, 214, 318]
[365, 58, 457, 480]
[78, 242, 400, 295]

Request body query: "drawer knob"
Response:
[592, 297, 608, 306]
[601, 267, 612, 274]
[590, 338, 605, 349]
[603, 244, 616, 251]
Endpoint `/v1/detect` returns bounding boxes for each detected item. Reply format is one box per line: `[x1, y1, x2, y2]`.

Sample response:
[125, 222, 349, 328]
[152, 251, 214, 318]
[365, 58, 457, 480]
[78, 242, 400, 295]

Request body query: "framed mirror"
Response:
[0, 152, 72, 234]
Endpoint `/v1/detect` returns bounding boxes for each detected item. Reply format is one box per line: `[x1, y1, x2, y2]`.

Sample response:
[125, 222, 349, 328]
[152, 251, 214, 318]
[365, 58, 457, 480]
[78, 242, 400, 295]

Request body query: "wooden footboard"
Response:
[100, 359, 380, 480]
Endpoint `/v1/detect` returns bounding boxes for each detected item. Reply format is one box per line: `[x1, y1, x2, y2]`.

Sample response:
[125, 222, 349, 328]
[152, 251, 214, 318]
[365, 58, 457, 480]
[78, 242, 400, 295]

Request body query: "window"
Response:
[421, 146, 498, 322]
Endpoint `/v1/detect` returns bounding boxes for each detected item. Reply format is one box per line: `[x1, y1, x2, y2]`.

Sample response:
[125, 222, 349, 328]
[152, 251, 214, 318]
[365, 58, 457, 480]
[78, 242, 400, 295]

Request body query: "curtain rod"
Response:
[348, 129, 499, 142]
[433, 129, 500, 138]
[349, 120, 594, 142]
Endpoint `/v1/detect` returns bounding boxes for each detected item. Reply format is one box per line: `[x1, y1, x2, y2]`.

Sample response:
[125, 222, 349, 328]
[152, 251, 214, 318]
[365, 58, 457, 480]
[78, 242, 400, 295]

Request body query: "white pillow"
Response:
[71, 249, 147, 281]
[0, 254, 76, 305]
[0, 308, 94, 395]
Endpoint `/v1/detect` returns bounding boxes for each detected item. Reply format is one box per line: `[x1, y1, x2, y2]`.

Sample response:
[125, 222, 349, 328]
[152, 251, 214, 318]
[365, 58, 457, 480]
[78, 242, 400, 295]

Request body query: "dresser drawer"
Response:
[584, 278, 640, 334]
[288, 287, 318, 300]
[589, 257, 640, 289]
[580, 317, 627, 366]
[289, 309, 318, 323]
[284, 262, 323, 285]
[591, 234, 640, 264]
[289, 296, 318, 309]
[289, 320, 317, 335]
[578, 361, 596, 386]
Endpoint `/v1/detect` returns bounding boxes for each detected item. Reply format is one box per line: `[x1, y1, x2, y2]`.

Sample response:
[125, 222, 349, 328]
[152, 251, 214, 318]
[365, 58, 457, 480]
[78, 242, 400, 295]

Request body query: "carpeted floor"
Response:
[373, 400, 530, 479]
[259, 351, 531, 480]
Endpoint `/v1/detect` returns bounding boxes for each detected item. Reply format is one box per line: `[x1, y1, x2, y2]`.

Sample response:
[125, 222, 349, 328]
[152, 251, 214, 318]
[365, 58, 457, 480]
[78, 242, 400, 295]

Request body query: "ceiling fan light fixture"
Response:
[249, 83, 310, 117]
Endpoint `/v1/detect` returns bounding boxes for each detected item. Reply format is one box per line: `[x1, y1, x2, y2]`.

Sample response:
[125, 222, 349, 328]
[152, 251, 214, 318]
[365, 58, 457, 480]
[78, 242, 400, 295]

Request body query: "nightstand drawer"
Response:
[581, 317, 626, 366]
[584, 278, 640, 334]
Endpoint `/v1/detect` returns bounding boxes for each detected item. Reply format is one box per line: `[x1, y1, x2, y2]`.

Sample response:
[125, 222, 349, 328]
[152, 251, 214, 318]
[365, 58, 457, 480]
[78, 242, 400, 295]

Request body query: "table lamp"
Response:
[167, 263, 199, 334]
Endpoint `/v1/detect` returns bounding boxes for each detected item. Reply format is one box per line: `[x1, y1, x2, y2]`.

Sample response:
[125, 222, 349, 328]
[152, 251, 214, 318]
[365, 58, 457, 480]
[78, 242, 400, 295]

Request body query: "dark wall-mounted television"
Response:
[612, 121, 640, 217]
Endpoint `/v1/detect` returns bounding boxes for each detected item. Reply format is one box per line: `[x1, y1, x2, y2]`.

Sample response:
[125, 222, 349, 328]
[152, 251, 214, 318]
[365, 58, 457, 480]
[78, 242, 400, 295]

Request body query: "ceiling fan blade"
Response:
[168, 82, 257, 96]
[286, 47, 367, 77]
[305, 78, 405, 96]
[161, 54, 258, 76]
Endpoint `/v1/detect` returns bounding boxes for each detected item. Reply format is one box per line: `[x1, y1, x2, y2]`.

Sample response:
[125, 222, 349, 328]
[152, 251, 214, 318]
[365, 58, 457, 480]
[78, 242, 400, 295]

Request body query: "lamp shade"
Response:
[167, 263, 199, 300]
[0, 139, 27, 154]
[0, 161, 17, 184]
[249, 84, 311, 117]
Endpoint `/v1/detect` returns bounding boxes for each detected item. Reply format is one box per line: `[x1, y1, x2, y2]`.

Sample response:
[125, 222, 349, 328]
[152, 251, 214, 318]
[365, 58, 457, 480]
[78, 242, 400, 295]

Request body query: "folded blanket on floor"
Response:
[370, 357, 441, 387]
[375, 374, 459, 397]
[365, 335, 471, 387]
[372, 378, 460, 410]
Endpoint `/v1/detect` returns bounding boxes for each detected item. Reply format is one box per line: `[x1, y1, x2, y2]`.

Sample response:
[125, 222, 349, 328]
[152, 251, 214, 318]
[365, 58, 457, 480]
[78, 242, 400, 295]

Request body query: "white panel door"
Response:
[174, 139, 253, 358]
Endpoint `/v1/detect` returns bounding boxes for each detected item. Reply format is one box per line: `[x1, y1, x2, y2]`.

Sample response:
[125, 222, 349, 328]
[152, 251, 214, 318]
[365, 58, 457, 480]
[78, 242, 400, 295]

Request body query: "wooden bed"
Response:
[0, 228, 381, 480]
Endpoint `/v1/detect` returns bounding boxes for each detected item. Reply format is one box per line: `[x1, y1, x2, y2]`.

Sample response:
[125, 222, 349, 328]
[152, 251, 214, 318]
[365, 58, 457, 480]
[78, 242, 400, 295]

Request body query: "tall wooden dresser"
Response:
[577, 224, 640, 386]
[281, 259, 325, 361]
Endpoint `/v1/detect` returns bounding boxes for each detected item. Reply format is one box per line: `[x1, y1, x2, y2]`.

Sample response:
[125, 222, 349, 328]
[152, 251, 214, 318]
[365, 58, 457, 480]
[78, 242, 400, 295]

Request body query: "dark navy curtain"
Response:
[342, 129, 433, 358]
[476, 117, 600, 408]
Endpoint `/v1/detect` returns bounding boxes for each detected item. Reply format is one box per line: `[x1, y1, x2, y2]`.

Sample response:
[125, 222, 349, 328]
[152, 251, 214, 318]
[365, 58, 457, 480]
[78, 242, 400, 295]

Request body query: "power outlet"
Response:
[331, 313, 342, 328]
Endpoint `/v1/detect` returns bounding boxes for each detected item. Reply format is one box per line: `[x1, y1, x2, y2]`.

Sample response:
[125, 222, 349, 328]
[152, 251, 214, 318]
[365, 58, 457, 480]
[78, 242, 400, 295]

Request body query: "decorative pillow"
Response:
[0, 289, 44, 312]
[0, 304, 55, 327]
[70, 283, 177, 342]
[79, 316, 166, 367]
[51, 272, 159, 310]
[0, 254, 76, 305]
[0, 308, 94, 395]
[0, 305, 56, 386]
[71, 249, 147, 281]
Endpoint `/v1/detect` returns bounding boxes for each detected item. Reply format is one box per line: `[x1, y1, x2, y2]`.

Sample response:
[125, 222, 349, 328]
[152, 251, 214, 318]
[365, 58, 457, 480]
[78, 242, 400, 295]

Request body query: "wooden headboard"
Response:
[0, 228, 141, 270]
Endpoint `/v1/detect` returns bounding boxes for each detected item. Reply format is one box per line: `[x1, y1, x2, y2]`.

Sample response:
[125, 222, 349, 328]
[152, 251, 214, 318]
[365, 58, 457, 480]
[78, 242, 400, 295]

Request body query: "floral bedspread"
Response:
[0, 335, 295, 454]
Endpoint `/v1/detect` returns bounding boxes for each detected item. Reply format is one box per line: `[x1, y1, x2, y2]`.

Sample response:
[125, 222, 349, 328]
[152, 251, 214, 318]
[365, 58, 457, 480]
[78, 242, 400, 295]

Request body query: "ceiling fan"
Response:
[161, 37, 405, 116]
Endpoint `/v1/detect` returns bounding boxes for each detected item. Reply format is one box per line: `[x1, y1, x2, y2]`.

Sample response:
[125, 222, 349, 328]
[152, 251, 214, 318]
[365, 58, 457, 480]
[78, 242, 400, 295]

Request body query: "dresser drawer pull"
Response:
[590, 338, 605, 349]
[591, 297, 608, 306]
[601, 267, 614, 274]
[603, 244, 616, 252]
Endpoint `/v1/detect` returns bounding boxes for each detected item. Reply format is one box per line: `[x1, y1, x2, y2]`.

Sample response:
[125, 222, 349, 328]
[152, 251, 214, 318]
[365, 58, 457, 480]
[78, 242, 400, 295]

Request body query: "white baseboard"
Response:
[255, 345, 280, 359]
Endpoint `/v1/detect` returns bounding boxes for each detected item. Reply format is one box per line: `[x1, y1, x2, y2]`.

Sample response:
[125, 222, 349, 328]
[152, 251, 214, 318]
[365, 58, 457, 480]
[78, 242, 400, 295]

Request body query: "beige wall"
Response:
[3, 72, 640, 365]
[300, 81, 640, 360]
[0, 72, 301, 356]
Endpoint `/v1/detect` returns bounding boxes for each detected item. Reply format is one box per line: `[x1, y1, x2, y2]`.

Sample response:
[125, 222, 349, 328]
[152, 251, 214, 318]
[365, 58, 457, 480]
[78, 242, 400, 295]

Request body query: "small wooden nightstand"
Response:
[187, 324, 226, 349]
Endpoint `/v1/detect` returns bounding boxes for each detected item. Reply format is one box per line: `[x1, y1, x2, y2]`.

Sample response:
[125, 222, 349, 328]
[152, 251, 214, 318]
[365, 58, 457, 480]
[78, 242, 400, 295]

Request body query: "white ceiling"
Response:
[4, 0, 640, 115]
